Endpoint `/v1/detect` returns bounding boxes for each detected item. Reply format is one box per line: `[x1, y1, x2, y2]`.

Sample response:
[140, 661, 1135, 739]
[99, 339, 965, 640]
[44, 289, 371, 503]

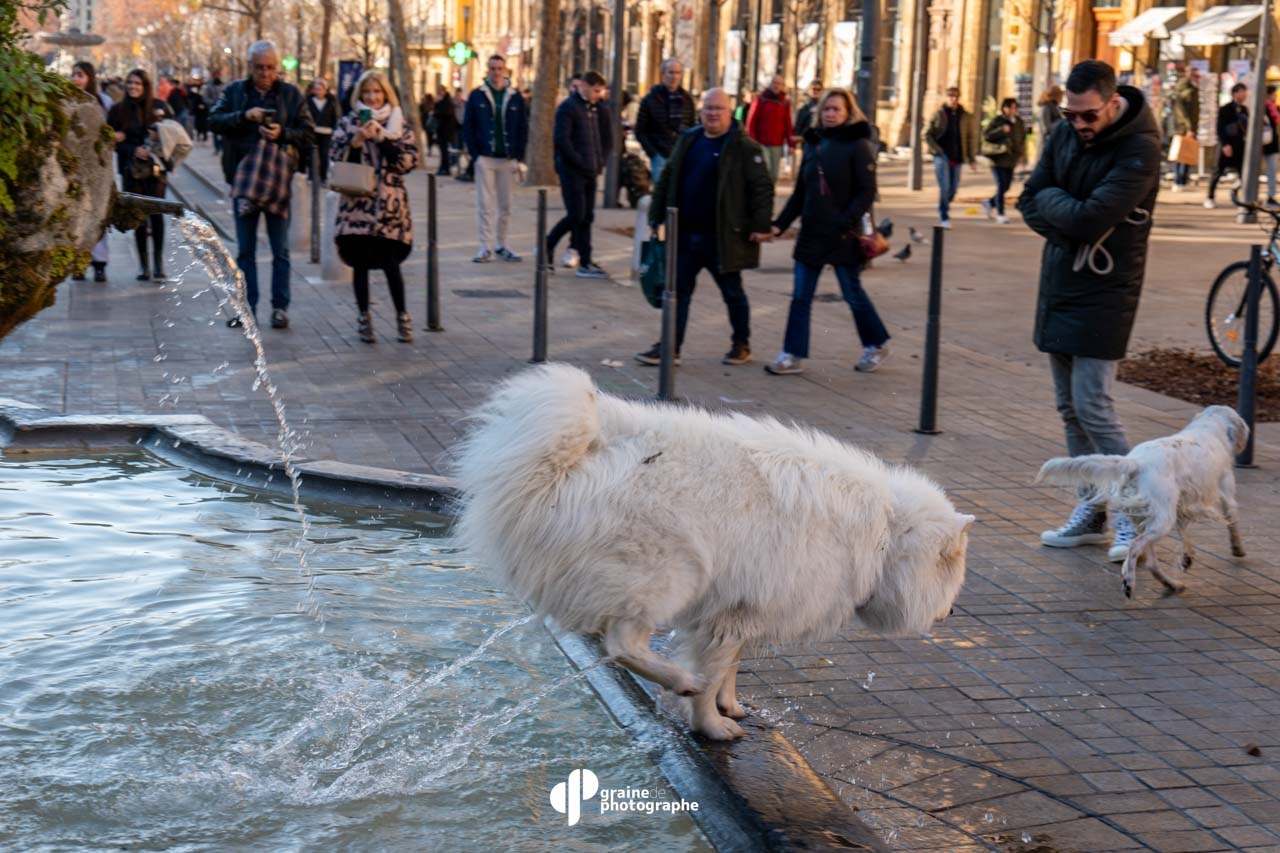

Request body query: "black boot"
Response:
[92, 262, 107, 282]
[136, 263, 150, 281]
[152, 245, 166, 282]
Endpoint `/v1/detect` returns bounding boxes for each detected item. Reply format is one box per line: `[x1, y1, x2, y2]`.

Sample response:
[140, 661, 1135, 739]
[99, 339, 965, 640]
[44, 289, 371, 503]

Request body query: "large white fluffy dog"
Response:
[452, 365, 973, 740]
[1037, 405, 1249, 599]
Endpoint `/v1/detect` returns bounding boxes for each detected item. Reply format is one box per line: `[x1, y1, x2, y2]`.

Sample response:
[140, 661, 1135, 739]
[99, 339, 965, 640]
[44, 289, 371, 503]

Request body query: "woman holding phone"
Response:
[329, 70, 419, 343]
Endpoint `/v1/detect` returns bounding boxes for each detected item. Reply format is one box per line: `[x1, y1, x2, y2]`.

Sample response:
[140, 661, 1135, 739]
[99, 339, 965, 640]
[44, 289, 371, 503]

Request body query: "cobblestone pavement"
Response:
[3, 143, 1279, 852]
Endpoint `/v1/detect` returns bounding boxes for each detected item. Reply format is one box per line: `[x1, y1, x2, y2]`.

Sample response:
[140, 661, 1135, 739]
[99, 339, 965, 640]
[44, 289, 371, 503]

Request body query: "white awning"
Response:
[1108, 6, 1187, 47]
[1172, 4, 1264, 46]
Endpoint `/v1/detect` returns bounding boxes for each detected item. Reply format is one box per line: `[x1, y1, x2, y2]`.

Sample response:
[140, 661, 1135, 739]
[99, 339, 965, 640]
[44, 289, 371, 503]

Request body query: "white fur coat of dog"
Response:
[1037, 405, 1249, 599]
[452, 365, 973, 740]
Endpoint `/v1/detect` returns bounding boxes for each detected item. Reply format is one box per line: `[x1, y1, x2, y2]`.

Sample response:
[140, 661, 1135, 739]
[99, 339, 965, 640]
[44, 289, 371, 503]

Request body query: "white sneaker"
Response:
[1041, 501, 1109, 548]
[473, 248, 493, 263]
[561, 248, 580, 269]
[996, 215, 1009, 225]
[981, 199, 994, 220]
[939, 219, 952, 230]
[1203, 199, 1216, 209]
[855, 344, 888, 372]
[764, 352, 803, 375]
[1108, 512, 1136, 563]
[1170, 183, 1184, 193]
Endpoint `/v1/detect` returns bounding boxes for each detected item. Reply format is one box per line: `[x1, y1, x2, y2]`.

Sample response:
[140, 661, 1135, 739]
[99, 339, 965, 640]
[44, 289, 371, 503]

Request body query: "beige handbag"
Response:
[329, 160, 377, 196]
[1167, 133, 1199, 166]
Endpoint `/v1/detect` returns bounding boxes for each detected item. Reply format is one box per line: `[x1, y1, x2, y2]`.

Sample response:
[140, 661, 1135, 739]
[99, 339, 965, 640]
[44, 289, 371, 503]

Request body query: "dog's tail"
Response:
[453, 363, 601, 503]
[1035, 454, 1141, 499]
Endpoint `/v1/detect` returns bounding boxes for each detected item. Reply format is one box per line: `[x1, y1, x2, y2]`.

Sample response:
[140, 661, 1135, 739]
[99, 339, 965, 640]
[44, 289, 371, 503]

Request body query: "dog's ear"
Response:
[1228, 410, 1251, 454]
[954, 513, 976, 534]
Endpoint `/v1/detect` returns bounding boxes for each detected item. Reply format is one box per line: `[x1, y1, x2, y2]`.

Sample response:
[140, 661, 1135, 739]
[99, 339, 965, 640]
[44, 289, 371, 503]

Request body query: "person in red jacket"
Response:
[746, 75, 793, 182]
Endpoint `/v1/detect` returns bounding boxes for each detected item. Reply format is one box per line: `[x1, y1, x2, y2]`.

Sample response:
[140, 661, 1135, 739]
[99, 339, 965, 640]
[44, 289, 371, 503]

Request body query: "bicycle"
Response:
[1206, 191, 1279, 366]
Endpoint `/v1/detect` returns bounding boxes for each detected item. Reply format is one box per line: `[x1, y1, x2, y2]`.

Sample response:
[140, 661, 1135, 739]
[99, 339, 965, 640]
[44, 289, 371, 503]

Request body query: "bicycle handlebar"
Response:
[1230, 186, 1280, 220]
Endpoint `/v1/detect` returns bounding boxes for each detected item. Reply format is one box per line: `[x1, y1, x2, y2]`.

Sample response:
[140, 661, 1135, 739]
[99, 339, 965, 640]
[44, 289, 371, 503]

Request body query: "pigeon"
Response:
[893, 244, 911, 262]
[877, 217, 893, 238]
[909, 226, 927, 244]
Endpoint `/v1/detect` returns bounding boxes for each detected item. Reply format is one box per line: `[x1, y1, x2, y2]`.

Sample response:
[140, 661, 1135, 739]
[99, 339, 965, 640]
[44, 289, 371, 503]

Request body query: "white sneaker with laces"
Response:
[1108, 512, 1136, 563]
[562, 248, 580, 269]
[1041, 501, 1109, 548]
[765, 352, 803, 375]
[855, 344, 888, 372]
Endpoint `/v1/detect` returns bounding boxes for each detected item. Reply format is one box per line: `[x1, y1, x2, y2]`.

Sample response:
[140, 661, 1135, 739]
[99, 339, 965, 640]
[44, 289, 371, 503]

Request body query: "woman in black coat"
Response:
[106, 68, 174, 282]
[765, 88, 889, 375]
[431, 87, 459, 175]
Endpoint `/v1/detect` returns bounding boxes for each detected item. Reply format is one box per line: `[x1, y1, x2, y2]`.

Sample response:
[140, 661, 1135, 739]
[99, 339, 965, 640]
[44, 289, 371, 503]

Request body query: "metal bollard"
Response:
[530, 188, 549, 364]
[657, 207, 679, 401]
[309, 149, 321, 264]
[915, 225, 945, 435]
[1236, 244, 1262, 467]
[425, 173, 443, 331]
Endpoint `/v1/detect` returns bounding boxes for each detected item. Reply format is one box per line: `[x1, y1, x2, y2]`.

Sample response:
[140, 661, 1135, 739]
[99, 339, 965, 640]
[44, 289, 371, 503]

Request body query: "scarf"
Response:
[353, 100, 404, 142]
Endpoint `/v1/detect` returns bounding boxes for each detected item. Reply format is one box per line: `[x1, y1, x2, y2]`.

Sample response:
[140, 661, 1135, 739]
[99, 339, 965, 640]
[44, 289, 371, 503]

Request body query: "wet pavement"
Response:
[3, 141, 1279, 852]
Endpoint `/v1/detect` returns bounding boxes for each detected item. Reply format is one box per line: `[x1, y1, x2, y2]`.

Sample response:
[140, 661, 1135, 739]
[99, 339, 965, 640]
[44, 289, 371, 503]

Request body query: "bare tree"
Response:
[386, 0, 425, 163]
[784, 0, 822, 101]
[200, 0, 271, 40]
[317, 0, 335, 82]
[1013, 0, 1069, 96]
[336, 0, 385, 68]
[526, 0, 560, 185]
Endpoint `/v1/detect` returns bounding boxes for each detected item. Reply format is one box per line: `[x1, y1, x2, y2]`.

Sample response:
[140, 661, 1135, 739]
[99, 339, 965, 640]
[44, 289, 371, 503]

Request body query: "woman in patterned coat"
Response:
[330, 70, 419, 343]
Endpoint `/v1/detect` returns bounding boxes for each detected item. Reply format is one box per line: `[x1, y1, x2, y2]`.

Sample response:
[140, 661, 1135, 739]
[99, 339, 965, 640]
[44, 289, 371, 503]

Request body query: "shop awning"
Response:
[1171, 4, 1264, 46]
[1108, 6, 1187, 47]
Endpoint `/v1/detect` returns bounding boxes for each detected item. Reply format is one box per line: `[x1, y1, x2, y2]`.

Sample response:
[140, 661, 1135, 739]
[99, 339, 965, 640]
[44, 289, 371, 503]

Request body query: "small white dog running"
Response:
[1037, 405, 1249, 599]
[452, 364, 973, 740]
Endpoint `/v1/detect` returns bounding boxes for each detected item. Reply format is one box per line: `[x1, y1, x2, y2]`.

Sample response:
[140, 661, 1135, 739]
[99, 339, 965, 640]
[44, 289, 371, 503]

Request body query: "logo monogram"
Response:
[549, 768, 599, 826]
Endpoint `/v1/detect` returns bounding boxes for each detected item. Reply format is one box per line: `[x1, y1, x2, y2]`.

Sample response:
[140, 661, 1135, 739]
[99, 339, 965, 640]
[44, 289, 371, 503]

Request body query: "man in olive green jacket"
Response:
[637, 87, 775, 367]
[1171, 68, 1200, 191]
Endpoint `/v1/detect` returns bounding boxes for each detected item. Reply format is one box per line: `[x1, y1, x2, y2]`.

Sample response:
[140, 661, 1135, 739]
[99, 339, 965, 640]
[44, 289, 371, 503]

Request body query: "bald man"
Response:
[636, 88, 775, 367]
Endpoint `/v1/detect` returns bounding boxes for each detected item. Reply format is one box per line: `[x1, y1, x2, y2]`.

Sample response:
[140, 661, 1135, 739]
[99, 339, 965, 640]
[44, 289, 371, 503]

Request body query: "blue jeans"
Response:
[650, 153, 667, 184]
[783, 260, 889, 359]
[989, 166, 1013, 215]
[1048, 352, 1129, 458]
[1174, 161, 1190, 187]
[933, 156, 961, 222]
[674, 232, 750, 350]
[234, 202, 291, 313]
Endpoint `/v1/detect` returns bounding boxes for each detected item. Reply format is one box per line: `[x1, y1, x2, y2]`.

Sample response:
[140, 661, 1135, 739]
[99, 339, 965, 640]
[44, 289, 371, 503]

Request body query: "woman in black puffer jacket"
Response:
[765, 88, 889, 375]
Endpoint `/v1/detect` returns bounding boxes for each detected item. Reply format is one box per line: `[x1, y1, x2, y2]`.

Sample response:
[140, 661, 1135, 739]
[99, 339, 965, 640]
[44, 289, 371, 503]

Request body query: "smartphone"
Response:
[358, 108, 372, 124]
[262, 109, 277, 126]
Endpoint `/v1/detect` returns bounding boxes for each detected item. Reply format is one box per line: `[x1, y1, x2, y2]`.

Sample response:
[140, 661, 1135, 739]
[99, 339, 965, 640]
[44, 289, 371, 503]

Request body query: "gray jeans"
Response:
[1048, 352, 1130, 459]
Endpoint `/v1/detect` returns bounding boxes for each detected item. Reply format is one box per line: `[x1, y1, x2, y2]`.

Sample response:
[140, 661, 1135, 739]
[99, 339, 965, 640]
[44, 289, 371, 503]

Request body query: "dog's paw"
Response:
[717, 698, 748, 720]
[1122, 578, 1134, 599]
[1232, 546, 1247, 558]
[696, 715, 746, 741]
[674, 673, 708, 697]
[1180, 555, 1194, 571]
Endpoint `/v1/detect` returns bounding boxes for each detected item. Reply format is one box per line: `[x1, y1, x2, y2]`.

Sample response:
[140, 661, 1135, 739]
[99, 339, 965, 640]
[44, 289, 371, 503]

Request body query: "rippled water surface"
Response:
[0, 453, 711, 851]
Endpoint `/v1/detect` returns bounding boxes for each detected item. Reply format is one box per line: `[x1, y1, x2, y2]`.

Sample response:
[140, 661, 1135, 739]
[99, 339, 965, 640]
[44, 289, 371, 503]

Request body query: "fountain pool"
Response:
[0, 451, 714, 850]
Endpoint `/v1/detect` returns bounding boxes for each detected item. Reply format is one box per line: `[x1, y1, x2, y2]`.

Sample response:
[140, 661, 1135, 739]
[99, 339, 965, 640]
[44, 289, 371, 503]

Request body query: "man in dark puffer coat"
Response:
[1018, 59, 1160, 564]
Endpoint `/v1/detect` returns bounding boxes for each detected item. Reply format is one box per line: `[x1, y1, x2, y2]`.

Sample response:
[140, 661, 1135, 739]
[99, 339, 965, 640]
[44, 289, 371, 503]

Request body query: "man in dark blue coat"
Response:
[545, 70, 614, 280]
[1018, 59, 1160, 564]
[462, 55, 528, 262]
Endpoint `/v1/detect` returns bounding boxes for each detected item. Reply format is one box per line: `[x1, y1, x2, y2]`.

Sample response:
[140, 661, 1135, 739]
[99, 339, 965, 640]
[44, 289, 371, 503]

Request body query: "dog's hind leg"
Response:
[1147, 542, 1186, 594]
[715, 643, 747, 720]
[1177, 520, 1197, 572]
[602, 617, 707, 696]
[687, 635, 747, 741]
[1219, 491, 1246, 557]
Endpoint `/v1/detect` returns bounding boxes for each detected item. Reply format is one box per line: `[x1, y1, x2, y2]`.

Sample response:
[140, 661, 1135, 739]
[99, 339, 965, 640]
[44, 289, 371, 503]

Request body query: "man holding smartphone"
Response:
[209, 39, 315, 330]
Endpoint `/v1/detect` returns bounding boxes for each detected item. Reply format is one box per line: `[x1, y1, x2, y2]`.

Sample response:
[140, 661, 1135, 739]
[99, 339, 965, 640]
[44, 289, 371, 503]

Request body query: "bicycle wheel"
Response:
[1206, 260, 1279, 367]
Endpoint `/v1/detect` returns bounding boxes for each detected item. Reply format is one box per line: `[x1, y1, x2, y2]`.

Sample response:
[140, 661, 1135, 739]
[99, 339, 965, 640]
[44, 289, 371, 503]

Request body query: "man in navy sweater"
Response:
[545, 70, 614, 279]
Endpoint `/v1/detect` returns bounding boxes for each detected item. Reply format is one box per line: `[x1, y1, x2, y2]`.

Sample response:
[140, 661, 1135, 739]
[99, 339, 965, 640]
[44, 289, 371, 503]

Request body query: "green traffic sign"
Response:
[282, 56, 299, 71]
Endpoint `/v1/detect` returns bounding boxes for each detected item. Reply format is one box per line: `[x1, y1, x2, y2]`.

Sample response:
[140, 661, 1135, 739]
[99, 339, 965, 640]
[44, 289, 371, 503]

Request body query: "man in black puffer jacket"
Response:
[1018, 59, 1160, 565]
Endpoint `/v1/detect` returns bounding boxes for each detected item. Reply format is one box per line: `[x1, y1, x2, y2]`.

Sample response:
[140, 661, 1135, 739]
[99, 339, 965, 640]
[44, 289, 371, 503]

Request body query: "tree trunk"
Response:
[318, 0, 335, 84]
[526, 0, 561, 185]
[386, 0, 426, 166]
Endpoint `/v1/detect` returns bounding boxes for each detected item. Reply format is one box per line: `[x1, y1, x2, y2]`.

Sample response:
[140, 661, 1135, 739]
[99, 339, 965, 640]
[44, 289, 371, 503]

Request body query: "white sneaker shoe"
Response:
[855, 344, 888, 373]
[1108, 512, 1136, 563]
[1041, 501, 1109, 548]
[764, 352, 803, 375]
[561, 248, 580, 269]
[473, 248, 493, 263]
[996, 215, 1009, 225]
[1203, 198, 1216, 209]
[939, 219, 952, 230]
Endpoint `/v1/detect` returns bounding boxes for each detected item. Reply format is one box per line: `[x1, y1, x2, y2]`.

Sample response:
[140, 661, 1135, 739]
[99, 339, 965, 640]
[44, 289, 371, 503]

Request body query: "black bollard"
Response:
[309, 149, 321, 264]
[425, 173, 443, 331]
[915, 225, 945, 435]
[1236, 244, 1262, 467]
[658, 207, 679, 401]
[530, 188, 549, 364]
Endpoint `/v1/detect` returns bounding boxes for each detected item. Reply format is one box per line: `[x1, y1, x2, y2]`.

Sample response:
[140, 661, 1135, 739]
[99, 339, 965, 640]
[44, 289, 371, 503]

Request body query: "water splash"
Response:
[179, 213, 316, 614]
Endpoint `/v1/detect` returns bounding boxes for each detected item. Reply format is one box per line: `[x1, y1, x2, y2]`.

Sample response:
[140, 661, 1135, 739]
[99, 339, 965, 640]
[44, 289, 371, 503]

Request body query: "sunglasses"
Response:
[1062, 108, 1103, 124]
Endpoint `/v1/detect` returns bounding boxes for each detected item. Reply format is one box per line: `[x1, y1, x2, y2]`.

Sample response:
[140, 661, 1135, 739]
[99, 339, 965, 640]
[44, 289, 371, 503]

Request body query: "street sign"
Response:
[448, 41, 473, 66]
[282, 55, 299, 71]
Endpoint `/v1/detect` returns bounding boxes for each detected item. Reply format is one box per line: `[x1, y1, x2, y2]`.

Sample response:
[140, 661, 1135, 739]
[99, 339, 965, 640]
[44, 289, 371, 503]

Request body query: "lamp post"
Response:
[1237, 0, 1273, 225]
